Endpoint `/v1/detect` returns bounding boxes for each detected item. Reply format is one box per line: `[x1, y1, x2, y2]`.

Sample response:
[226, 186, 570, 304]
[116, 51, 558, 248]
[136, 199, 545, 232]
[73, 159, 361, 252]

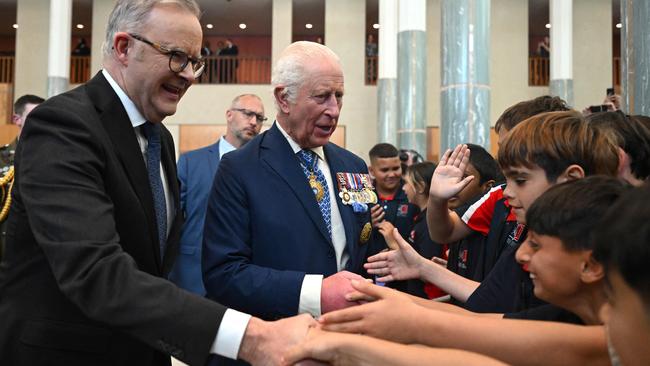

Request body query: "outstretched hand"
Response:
[318, 280, 423, 344]
[364, 228, 424, 282]
[429, 144, 474, 200]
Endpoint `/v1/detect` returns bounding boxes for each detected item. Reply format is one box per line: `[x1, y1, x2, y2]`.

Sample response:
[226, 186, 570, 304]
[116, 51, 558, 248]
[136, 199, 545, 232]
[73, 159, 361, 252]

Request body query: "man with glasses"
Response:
[169, 94, 265, 295]
[0, 1, 316, 366]
[203, 42, 372, 366]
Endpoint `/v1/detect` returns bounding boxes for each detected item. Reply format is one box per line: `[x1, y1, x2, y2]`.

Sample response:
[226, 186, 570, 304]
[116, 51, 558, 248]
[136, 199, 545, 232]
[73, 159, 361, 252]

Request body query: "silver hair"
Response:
[271, 41, 341, 108]
[102, 0, 201, 58]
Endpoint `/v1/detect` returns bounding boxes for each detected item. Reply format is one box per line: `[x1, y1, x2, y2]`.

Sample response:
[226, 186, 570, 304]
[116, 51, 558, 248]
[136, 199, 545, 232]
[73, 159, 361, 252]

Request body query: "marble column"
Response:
[440, 0, 490, 154]
[549, 0, 573, 106]
[47, 0, 72, 97]
[377, 0, 398, 145]
[397, 0, 427, 155]
[621, 0, 650, 115]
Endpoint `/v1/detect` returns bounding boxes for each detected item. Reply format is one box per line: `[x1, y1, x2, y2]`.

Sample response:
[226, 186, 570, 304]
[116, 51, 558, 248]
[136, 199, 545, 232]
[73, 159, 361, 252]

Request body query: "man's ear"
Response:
[11, 114, 20, 125]
[274, 87, 291, 114]
[557, 164, 585, 183]
[580, 252, 605, 285]
[113, 32, 131, 65]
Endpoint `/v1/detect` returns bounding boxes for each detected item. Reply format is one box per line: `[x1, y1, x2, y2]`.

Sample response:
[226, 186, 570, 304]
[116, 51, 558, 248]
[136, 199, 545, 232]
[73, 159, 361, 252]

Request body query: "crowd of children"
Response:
[283, 95, 650, 366]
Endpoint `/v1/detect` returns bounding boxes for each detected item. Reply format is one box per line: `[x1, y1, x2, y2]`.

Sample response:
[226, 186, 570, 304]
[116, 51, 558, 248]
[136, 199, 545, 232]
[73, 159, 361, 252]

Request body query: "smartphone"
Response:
[607, 87, 615, 96]
[589, 105, 609, 113]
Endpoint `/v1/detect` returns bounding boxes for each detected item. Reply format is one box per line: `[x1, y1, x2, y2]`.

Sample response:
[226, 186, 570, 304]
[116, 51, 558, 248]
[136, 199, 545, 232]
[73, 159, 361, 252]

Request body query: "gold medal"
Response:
[360, 222, 372, 244]
[309, 174, 325, 202]
[340, 190, 351, 204]
[366, 188, 378, 204]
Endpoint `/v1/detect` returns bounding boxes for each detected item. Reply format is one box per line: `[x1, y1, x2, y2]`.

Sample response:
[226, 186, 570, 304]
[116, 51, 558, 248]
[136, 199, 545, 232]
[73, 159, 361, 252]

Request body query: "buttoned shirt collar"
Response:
[219, 136, 237, 159]
[275, 121, 326, 161]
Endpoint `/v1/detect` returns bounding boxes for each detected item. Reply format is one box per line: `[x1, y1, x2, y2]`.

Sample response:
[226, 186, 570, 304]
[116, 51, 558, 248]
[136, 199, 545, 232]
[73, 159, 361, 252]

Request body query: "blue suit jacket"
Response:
[202, 123, 371, 320]
[168, 140, 221, 295]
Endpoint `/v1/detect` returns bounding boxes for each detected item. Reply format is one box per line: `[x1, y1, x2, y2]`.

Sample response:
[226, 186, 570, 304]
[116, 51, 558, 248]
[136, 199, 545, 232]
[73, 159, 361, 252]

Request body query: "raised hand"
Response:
[365, 228, 425, 282]
[429, 144, 474, 200]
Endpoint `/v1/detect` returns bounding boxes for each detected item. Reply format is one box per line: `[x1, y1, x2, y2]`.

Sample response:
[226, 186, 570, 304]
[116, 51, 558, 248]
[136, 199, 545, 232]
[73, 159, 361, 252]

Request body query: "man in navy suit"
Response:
[169, 94, 265, 295]
[203, 41, 373, 324]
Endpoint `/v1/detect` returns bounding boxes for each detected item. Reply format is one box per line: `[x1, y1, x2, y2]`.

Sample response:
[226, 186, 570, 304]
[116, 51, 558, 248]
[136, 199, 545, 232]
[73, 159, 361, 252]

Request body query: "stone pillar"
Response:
[272, 0, 292, 67]
[440, 0, 490, 154]
[621, 0, 650, 115]
[47, 0, 72, 97]
[91, 0, 114, 75]
[14, 0, 50, 99]
[377, 0, 398, 145]
[397, 0, 426, 155]
[549, 0, 573, 106]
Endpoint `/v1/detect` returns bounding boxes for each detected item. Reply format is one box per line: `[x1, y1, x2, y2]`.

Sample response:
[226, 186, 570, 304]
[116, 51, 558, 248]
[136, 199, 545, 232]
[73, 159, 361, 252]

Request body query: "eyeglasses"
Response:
[231, 108, 268, 123]
[128, 33, 205, 79]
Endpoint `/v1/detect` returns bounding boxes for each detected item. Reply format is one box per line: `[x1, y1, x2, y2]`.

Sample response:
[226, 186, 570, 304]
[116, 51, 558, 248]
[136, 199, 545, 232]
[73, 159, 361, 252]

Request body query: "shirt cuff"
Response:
[210, 308, 252, 359]
[299, 274, 324, 317]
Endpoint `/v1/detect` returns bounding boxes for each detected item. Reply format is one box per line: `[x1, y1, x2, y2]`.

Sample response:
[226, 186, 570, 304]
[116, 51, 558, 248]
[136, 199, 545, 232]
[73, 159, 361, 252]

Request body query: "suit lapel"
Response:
[323, 144, 356, 252]
[260, 124, 331, 243]
[87, 73, 162, 268]
[207, 139, 221, 178]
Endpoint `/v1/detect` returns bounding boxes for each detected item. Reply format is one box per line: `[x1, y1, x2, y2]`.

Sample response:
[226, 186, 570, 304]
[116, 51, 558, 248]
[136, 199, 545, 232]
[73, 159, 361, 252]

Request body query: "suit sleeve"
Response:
[18, 103, 226, 366]
[202, 155, 306, 320]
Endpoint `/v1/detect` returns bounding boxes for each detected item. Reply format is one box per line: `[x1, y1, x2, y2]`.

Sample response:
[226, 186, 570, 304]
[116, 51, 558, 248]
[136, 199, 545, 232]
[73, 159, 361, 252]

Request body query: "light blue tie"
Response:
[142, 122, 167, 259]
[297, 149, 332, 238]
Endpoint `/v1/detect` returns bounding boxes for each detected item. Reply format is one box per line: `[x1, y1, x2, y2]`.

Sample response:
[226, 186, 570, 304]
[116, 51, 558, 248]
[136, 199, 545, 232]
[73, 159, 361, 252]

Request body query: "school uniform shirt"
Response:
[447, 195, 488, 282]
[408, 209, 446, 299]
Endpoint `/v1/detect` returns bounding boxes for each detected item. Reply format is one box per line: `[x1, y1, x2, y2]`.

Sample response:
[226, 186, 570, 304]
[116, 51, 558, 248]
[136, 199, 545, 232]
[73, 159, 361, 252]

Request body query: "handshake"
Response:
[240, 271, 374, 366]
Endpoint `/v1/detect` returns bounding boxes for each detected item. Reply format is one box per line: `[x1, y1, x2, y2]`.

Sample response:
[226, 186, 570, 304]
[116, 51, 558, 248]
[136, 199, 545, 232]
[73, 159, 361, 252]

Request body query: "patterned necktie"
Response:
[141, 122, 167, 258]
[297, 149, 332, 238]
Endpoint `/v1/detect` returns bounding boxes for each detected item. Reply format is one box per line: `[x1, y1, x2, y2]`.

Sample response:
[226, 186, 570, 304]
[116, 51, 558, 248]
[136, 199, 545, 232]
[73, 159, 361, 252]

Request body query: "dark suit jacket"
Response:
[202, 123, 371, 320]
[0, 73, 226, 366]
[169, 140, 222, 295]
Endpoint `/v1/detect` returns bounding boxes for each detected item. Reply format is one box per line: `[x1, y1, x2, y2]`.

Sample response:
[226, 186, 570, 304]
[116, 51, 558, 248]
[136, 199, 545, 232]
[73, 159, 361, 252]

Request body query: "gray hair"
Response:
[102, 0, 201, 58]
[271, 41, 341, 106]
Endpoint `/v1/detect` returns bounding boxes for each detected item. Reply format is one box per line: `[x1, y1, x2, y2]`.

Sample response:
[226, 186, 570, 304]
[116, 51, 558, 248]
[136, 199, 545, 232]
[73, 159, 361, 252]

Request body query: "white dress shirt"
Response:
[102, 69, 250, 360]
[276, 122, 348, 317]
[218, 135, 236, 159]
